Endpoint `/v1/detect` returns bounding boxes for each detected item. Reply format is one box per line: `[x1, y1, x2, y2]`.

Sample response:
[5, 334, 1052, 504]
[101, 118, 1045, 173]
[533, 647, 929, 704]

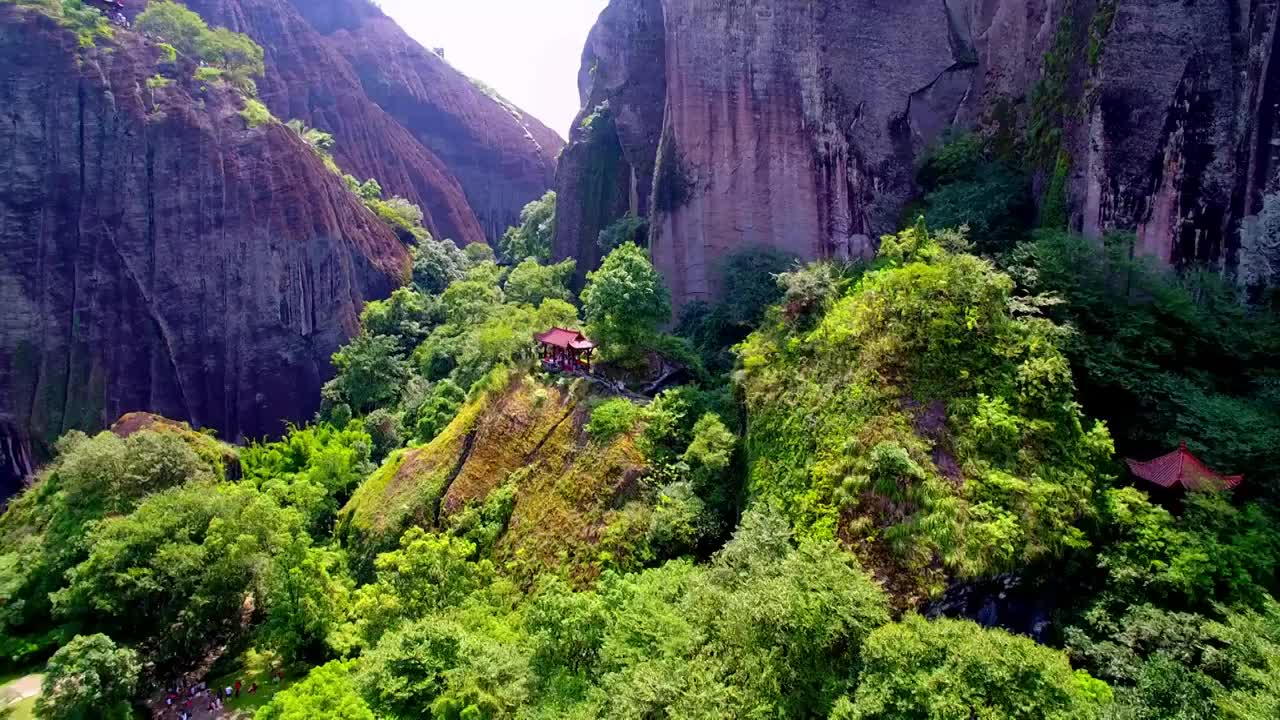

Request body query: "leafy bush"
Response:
[13, 0, 112, 47]
[598, 213, 648, 252]
[582, 242, 672, 359]
[257, 661, 374, 720]
[368, 197, 429, 242]
[586, 398, 642, 442]
[239, 97, 273, 128]
[500, 190, 556, 262]
[36, 634, 140, 720]
[136, 1, 264, 95]
[839, 615, 1109, 719]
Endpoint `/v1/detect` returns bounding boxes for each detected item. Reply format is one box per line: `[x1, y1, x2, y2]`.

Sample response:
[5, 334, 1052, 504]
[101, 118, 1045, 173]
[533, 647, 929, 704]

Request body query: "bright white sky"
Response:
[376, 0, 610, 140]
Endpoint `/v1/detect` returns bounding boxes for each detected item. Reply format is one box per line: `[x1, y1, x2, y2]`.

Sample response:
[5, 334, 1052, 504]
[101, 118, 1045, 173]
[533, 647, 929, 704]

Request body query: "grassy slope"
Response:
[339, 372, 649, 582]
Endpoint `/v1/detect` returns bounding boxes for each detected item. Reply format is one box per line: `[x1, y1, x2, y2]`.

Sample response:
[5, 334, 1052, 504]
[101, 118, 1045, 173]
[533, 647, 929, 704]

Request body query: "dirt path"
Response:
[0, 674, 42, 705]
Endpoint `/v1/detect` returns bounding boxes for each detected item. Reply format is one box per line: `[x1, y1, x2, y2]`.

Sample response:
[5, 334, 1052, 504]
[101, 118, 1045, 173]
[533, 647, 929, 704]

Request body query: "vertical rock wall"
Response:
[0, 8, 408, 496]
[556, 0, 1280, 304]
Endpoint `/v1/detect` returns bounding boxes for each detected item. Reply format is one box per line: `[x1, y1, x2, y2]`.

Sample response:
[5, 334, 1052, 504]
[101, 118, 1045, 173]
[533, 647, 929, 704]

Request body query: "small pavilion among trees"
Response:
[1125, 441, 1243, 492]
[535, 327, 597, 374]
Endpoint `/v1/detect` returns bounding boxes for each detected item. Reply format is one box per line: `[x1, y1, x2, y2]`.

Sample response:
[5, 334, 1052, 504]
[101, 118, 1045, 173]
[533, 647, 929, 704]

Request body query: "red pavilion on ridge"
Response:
[1124, 441, 1243, 492]
[534, 327, 596, 374]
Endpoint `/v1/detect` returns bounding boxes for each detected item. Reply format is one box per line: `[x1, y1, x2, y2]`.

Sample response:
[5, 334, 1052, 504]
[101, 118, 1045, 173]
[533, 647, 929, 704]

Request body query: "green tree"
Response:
[414, 380, 468, 443]
[364, 409, 402, 463]
[36, 634, 140, 720]
[360, 287, 435, 352]
[500, 191, 557, 262]
[257, 661, 374, 720]
[412, 236, 470, 295]
[261, 543, 352, 662]
[598, 213, 648, 253]
[842, 615, 1109, 719]
[240, 423, 373, 534]
[504, 258, 576, 306]
[582, 243, 672, 359]
[51, 484, 305, 668]
[718, 246, 794, 327]
[327, 334, 409, 414]
[585, 398, 642, 442]
[351, 527, 495, 645]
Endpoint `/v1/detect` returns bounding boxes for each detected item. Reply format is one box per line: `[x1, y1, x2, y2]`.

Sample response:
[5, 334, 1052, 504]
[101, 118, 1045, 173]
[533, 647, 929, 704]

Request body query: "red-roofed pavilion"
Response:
[1124, 442, 1242, 492]
[535, 327, 596, 374]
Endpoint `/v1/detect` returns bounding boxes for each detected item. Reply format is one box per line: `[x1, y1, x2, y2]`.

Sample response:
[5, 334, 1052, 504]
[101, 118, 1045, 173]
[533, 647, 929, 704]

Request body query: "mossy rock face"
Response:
[339, 372, 649, 582]
[109, 412, 240, 480]
[738, 231, 1112, 606]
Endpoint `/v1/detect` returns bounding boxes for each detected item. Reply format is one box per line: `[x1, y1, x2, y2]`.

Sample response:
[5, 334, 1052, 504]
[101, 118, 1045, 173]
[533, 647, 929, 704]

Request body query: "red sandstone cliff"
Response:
[172, 0, 564, 245]
[555, 0, 1280, 303]
[0, 6, 408, 495]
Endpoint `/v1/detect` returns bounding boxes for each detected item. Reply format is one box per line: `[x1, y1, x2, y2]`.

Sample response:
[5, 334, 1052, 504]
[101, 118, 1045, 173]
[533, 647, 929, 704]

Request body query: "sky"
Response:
[376, 0, 610, 140]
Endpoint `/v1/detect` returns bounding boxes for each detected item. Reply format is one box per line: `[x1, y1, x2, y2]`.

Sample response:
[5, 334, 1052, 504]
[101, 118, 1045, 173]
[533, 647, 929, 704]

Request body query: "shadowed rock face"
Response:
[176, 0, 563, 245]
[0, 8, 408, 496]
[1079, 0, 1280, 281]
[556, 0, 1280, 304]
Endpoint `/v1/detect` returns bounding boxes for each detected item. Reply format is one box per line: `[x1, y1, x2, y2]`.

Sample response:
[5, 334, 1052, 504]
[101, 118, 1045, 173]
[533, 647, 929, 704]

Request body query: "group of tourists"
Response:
[164, 679, 223, 719]
[162, 671, 283, 719]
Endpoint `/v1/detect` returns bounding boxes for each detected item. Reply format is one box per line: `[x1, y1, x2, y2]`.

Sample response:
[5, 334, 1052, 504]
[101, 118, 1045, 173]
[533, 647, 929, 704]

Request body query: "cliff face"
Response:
[173, 0, 563, 244]
[555, 0, 1280, 303]
[0, 7, 408, 496]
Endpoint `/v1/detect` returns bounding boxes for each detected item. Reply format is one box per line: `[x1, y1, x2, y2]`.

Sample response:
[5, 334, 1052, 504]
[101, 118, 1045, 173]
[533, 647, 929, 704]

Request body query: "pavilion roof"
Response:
[535, 327, 595, 350]
[1124, 442, 1242, 491]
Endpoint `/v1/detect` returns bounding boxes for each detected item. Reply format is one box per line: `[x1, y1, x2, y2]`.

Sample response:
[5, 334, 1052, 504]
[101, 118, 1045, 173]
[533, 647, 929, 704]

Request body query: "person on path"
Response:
[234, 679, 241, 698]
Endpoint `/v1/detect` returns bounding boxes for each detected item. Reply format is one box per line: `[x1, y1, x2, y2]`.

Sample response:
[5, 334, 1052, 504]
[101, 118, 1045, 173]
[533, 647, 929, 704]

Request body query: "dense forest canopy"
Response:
[2, 2, 1280, 719]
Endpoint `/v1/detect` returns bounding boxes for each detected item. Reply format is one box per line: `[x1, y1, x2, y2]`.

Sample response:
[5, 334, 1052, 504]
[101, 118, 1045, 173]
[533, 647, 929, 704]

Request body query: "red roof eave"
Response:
[1124, 443, 1242, 491]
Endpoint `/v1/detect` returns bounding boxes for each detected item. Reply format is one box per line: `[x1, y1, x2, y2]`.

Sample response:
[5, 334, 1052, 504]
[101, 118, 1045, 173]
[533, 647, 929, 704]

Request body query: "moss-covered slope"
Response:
[738, 228, 1113, 604]
[339, 372, 649, 581]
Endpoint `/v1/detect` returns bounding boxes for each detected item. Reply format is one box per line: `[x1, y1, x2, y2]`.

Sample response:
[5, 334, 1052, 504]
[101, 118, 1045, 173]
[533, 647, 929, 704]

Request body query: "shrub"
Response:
[582, 243, 672, 359]
[193, 65, 224, 84]
[500, 191, 556, 262]
[256, 661, 374, 720]
[841, 615, 1109, 719]
[598, 213, 648, 252]
[36, 634, 140, 720]
[239, 97, 273, 127]
[136, 1, 264, 95]
[18, 0, 114, 48]
[586, 398, 642, 442]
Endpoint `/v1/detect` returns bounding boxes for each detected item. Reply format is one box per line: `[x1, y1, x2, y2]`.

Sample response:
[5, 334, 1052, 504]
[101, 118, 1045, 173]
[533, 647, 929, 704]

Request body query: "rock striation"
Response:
[555, 0, 1280, 303]
[174, 0, 564, 245]
[0, 6, 407, 496]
